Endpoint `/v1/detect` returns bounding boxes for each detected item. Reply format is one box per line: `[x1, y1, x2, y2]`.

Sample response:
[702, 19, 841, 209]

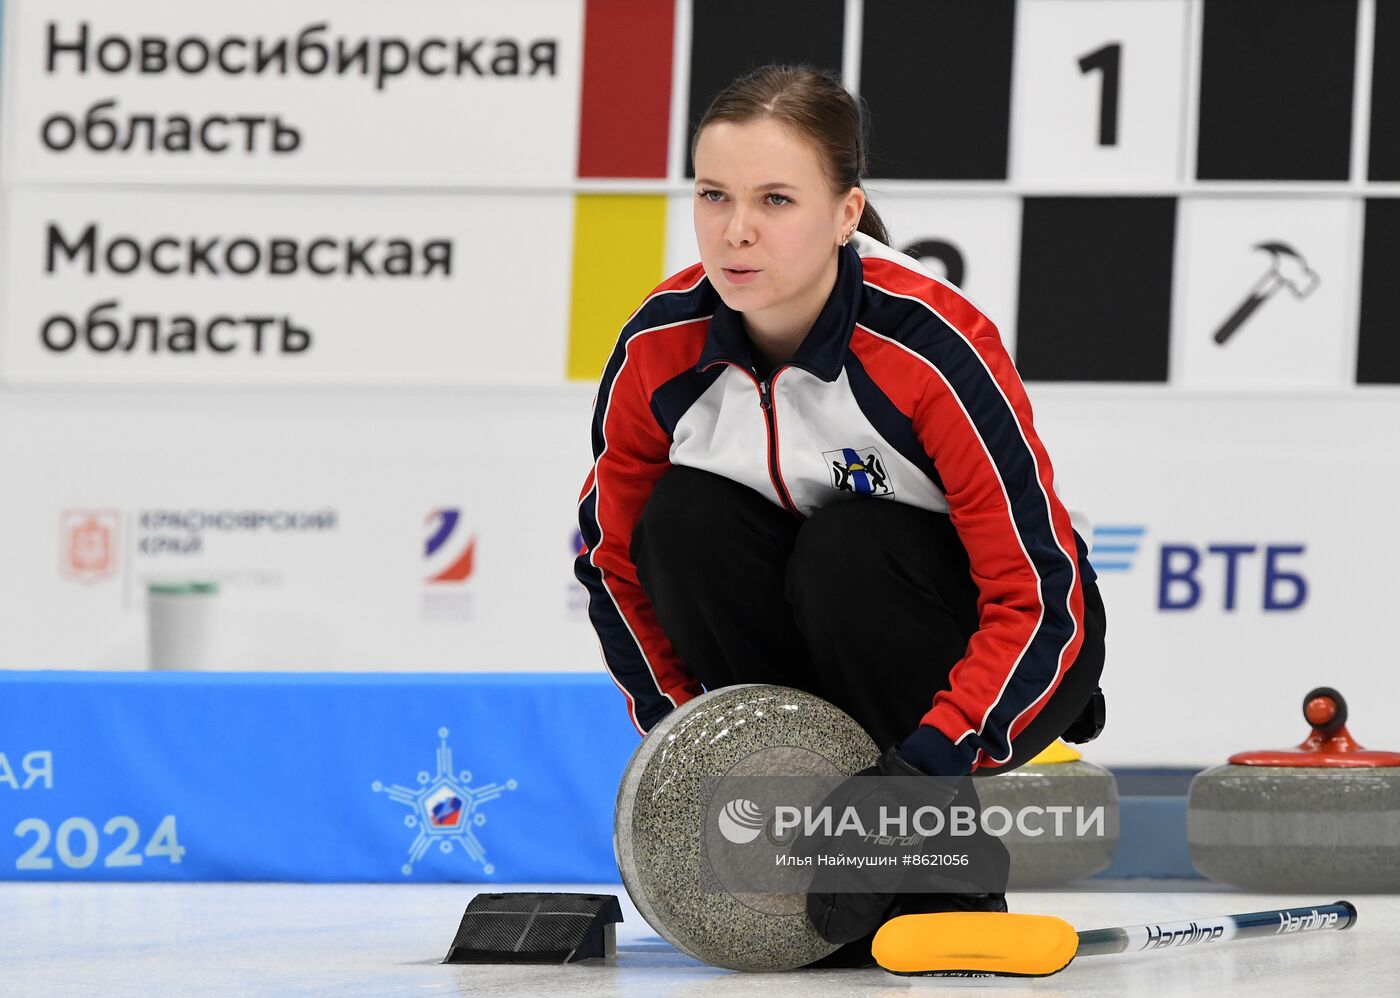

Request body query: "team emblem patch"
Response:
[824, 447, 893, 497]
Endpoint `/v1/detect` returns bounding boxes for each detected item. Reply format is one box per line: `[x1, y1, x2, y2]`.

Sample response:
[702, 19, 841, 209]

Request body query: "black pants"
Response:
[632, 465, 1106, 774]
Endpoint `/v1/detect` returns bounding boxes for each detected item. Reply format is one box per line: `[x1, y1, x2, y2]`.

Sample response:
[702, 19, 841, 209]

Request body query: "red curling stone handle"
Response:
[1303, 686, 1347, 739]
[1227, 686, 1400, 767]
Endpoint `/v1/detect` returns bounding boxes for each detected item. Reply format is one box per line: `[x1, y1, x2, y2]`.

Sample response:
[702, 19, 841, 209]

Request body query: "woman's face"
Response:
[693, 118, 861, 321]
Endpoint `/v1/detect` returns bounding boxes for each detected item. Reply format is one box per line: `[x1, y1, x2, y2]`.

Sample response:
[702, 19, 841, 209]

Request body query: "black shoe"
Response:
[802, 931, 878, 969]
[890, 890, 1008, 917]
[801, 893, 1008, 970]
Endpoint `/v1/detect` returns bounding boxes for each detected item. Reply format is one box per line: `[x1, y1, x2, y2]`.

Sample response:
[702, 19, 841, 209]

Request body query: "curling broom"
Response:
[873, 900, 1357, 982]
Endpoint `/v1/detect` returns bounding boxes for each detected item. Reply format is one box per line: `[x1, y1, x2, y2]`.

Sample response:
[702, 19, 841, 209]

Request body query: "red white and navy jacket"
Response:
[575, 233, 1096, 773]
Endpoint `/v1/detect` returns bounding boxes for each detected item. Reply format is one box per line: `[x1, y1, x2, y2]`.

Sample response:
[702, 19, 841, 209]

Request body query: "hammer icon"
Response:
[1213, 241, 1320, 345]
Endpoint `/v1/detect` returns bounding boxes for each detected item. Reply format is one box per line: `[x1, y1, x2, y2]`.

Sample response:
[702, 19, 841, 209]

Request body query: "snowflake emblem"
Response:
[372, 727, 517, 876]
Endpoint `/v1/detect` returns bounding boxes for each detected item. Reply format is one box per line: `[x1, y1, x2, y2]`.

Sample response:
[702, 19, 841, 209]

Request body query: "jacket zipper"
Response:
[699, 359, 802, 515]
[754, 370, 801, 516]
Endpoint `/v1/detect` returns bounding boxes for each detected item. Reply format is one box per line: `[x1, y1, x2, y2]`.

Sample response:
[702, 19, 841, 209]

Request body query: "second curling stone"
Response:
[972, 739, 1120, 888]
[1188, 687, 1400, 892]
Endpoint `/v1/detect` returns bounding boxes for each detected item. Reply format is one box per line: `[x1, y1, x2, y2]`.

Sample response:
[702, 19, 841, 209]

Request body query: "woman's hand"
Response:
[799, 746, 961, 944]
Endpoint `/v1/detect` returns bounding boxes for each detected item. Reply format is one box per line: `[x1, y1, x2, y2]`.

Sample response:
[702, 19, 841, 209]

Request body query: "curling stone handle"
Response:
[1303, 687, 1347, 739]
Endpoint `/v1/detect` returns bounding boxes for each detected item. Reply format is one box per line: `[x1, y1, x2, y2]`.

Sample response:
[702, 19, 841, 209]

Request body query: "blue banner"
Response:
[0, 671, 639, 882]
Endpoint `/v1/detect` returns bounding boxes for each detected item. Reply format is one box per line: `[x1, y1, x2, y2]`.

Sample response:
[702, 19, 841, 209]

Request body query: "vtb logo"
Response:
[60, 510, 119, 583]
[1091, 525, 1308, 612]
[1089, 525, 1146, 574]
[423, 508, 475, 585]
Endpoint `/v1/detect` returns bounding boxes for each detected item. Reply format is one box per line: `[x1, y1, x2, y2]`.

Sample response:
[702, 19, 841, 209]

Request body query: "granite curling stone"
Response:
[1188, 686, 1400, 892]
[971, 739, 1120, 888]
[614, 684, 878, 972]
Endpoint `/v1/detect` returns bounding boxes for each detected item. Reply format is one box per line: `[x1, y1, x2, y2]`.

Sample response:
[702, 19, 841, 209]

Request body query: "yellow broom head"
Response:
[873, 911, 1080, 978]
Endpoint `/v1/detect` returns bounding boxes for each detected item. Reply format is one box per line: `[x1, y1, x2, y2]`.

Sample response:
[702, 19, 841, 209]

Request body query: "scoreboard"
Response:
[679, 0, 1400, 390]
[1, 0, 1396, 388]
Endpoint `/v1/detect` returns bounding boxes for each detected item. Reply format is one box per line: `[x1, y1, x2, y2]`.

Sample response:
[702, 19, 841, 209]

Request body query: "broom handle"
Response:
[1075, 901, 1357, 958]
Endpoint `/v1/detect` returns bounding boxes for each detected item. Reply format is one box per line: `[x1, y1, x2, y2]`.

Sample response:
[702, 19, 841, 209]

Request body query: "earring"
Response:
[841, 225, 856, 246]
